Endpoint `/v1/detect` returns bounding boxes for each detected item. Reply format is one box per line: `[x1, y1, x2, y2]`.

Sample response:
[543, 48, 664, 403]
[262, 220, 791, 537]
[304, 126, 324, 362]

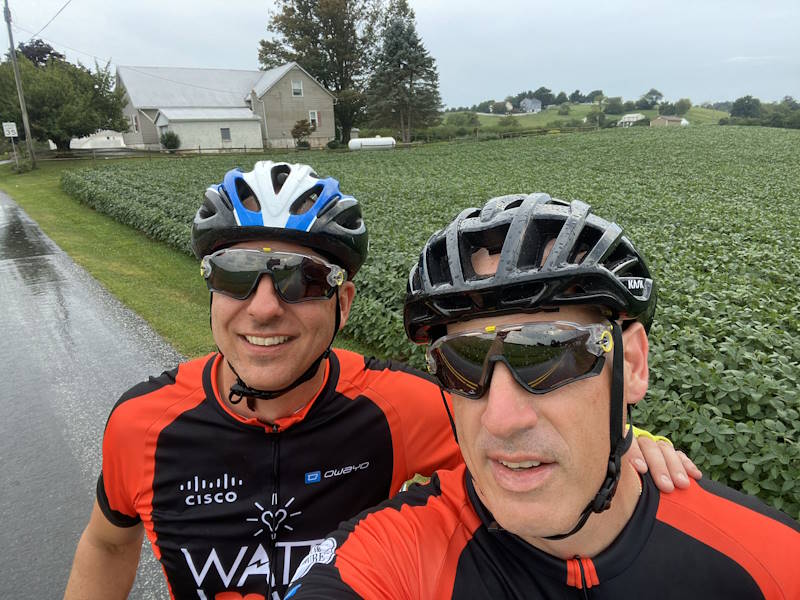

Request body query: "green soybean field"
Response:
[61, 125, 800, 517]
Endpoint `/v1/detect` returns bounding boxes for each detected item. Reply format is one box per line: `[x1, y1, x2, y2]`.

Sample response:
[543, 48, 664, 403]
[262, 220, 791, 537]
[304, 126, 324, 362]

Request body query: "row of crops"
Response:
[61, 126, 800, 517]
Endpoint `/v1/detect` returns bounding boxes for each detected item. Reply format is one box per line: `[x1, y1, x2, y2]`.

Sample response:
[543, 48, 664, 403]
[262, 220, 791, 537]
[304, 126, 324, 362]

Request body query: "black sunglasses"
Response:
[426, 321, 613, 398]
[200, 248, 345, 303]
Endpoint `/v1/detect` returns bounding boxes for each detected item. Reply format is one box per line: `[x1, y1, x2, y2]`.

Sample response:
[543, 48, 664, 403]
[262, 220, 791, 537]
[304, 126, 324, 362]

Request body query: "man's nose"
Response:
[481, 362, 539, 439]
[246, 274, 286, 320]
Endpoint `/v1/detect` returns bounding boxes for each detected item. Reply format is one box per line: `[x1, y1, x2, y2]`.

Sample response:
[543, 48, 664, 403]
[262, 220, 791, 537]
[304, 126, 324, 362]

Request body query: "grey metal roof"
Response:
[116, 66, 262, 108]
[155, 108, 260, 123]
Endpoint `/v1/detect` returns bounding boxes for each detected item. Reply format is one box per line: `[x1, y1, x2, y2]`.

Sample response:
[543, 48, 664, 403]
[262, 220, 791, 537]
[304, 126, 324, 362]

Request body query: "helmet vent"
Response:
[271, 164, 291, 193]
[505, 197, 524, 211]
[290, 185, 323, 215]
[235, 179, 260, 212]
[500, 282, 545, 305]
[426, 238, 452, 285]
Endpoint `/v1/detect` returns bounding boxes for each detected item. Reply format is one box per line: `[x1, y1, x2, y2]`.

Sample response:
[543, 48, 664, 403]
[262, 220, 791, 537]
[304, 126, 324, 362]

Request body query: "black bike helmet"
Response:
[404, 192, 657, 540]
[405, 193, 656, 344]
[191, 161, 368, 279]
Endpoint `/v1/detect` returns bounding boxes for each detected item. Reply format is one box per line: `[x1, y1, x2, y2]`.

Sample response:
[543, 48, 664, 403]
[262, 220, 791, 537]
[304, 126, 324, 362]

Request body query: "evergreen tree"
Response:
[366, 1, 441, 143]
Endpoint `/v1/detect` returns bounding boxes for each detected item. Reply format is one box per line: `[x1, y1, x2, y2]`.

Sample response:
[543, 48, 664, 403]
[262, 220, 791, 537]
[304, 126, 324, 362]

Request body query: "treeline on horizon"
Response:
[446, 87, 800, 130]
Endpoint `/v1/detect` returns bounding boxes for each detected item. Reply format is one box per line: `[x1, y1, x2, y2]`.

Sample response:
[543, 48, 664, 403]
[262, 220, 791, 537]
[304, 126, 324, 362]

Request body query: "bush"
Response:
[296, 140, 311, 149]
[558, 104, 570, 116]
[160, 131, 180, 151]
[326, 139, 341, 150]
[11, 158, 34, 173]
[292, 119, 314, 147]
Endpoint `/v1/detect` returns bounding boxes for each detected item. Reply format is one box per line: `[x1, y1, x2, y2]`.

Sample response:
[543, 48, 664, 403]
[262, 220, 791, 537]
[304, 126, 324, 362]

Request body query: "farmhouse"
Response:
[617, 113, 646, 127]
[520, 97, 543, 113]
[651, 115, 689, 127]
[116, 63, 335, 150]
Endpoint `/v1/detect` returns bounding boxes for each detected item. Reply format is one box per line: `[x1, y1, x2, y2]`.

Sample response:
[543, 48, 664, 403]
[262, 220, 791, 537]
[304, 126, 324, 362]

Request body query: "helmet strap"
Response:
[439, 387, 458, 444]
[224, 292, 342, 411]
[544, 320, 632, 540]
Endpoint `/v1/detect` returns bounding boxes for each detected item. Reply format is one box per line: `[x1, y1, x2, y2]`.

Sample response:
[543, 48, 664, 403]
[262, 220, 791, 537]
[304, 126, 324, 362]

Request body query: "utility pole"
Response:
[4, 0, 36, 167]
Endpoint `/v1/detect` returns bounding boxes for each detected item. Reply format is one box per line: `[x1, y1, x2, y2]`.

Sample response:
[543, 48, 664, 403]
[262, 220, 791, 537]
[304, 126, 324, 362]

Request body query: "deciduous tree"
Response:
[604, 96, 624, 114]
[258, 0, 380, 143]
[15, 39, 65, 66]
[0, 55, 127, 149]
[569, 89, 584, 103]
[532, 86, 555, 107]
[674, 98, 692, 116]
[730, 95, 762, 118]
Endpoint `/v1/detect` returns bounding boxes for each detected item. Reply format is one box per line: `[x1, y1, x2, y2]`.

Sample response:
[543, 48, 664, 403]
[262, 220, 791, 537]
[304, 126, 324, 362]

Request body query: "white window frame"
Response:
[220, 127, 232, 142]
[308, 110, 318, 129]
[132, 114, 139, 133]
[292, 80, 303, 97]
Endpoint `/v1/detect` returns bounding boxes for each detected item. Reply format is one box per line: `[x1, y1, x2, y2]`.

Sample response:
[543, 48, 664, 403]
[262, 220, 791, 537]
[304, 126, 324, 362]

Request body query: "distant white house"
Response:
[116, 62, 336, 150]
[520, 97, 543, 113]
[617, 113, 646, 127]
[70, 130, 126, 149]
[651, 115, 689, 127]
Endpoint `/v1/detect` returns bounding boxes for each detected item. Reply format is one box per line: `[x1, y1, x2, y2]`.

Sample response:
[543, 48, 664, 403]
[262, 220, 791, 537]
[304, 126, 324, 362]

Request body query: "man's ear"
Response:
[622, 322, 649, 406]
[337, 281, 356, 331]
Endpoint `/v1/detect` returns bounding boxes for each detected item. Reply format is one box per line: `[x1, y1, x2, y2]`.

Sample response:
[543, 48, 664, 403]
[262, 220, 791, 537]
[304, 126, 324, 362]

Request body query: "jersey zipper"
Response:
[576, 557, 590, 600]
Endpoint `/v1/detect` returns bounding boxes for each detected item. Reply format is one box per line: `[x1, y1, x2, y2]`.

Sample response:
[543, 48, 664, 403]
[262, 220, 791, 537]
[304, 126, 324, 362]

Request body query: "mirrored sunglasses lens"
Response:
[207, 256, 260, 299]
[272, 258, 333, 302]
[432, 336, 492, 397]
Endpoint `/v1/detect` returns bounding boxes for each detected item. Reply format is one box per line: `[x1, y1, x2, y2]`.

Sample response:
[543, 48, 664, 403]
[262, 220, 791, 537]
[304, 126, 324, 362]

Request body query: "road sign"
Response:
[3, 122, 18, 137]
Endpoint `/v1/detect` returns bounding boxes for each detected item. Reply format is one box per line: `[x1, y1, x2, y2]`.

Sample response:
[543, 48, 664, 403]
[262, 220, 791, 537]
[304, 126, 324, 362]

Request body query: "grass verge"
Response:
[0, 159, 375, 359]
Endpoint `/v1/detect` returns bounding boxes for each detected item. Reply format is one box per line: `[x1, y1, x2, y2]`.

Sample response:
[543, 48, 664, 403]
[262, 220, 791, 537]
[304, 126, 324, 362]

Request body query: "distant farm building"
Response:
[116, 62, 335, 150]
[617, 113, 646, 127]
[651, 115, 689, 127]
[520, 97, 543, 113]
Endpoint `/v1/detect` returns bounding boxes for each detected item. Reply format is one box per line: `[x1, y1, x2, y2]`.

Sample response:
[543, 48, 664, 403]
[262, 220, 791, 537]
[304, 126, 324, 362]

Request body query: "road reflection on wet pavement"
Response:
[0, 191, 181, 599]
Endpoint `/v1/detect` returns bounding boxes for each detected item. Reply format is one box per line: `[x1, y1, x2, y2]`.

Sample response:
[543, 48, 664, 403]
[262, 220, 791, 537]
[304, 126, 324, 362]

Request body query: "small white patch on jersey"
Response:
[290, 537, 337, 583]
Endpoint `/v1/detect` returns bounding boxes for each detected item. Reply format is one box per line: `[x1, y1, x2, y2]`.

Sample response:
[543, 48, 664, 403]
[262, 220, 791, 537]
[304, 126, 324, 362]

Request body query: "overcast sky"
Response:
[5, 0, 799, 107]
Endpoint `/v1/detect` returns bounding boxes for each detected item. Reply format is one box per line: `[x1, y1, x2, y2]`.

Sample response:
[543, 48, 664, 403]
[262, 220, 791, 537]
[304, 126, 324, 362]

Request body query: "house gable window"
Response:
[131, 114, 139, 133]
[220, 128, 231, 142]
[292, 80, 303, 97]
[309, 110, 319, 129]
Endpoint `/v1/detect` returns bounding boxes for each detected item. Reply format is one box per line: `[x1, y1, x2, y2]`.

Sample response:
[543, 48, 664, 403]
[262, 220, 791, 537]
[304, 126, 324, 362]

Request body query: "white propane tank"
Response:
[348, 136, 397, 150]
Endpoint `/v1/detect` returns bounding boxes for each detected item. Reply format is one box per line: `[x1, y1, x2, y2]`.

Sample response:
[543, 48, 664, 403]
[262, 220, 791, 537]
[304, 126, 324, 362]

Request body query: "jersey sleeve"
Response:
[96, 396, 146, 526]
[359, 358, 462, 495]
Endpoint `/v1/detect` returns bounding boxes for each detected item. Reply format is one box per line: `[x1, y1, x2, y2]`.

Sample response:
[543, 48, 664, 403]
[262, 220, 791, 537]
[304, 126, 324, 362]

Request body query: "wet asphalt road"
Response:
[0, 190, 182, 599]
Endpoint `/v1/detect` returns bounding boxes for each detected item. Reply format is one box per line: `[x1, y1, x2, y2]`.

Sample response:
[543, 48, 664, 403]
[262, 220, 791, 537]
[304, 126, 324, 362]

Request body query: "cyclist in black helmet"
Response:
[65, 173, 698, 600]
[288, 193, 800, 599]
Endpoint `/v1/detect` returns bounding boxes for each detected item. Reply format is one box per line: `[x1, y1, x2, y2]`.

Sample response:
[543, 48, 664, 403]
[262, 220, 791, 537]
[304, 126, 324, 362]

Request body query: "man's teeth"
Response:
[245, 335, 289, 347]
[499, 459, 542, 470]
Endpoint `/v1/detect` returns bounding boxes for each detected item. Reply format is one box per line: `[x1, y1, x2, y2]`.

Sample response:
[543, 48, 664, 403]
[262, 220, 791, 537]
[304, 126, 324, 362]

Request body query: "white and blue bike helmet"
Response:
[191, 161, 368, 278]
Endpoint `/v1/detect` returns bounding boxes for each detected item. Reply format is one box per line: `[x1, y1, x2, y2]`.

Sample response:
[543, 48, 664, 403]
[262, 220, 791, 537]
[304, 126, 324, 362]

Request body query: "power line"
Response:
[12, 22, 109, 63]
[12, 22, 258, 98]
[27, 0, 73, 41]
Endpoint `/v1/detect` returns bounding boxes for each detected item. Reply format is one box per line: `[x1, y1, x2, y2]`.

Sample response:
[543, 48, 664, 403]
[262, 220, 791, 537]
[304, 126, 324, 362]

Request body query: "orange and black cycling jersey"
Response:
[97, 349, 460, 600]
[287, 463, 800, 599]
